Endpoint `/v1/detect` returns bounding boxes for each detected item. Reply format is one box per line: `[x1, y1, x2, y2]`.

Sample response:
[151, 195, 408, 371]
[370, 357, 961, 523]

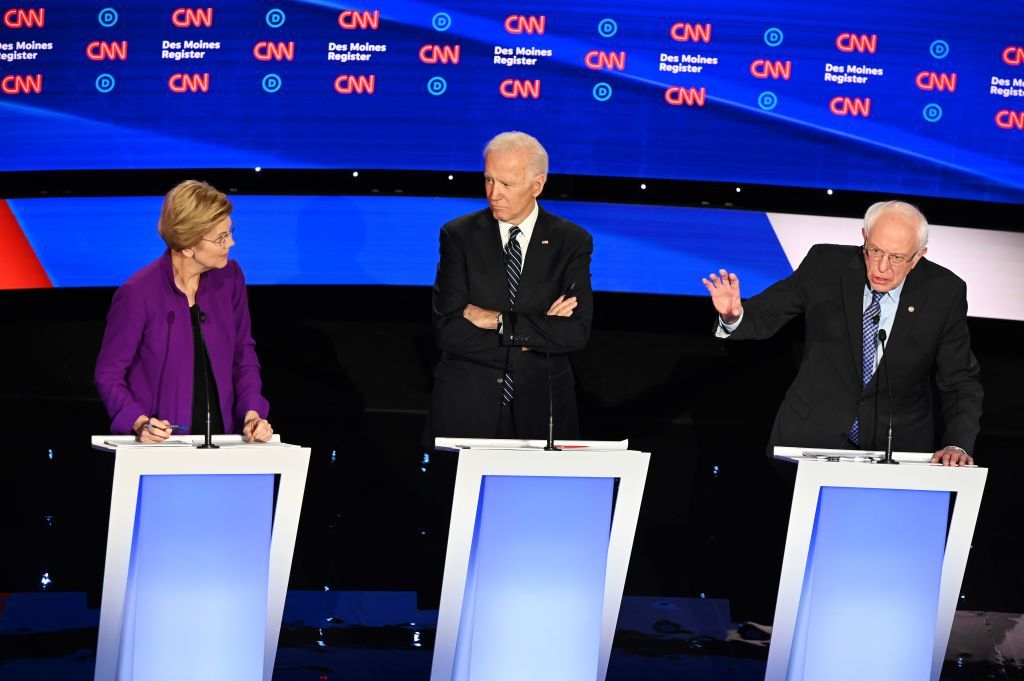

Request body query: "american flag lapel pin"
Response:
[541, 240, 550, 245]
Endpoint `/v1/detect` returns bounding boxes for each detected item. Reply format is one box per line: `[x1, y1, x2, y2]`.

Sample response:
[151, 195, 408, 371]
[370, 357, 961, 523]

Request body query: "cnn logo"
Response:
[86, 41, 128, 61]
[334, 74, 376, 94]
[500, 79, 541, 98]
[584, 51, 626, 71]
[338, 10, 379, 30]
[504, 15, 545, 34]
[915, 71, 957, 92]
[1002, 47, 1024, 66]
[253, 41, 295, 61]
[830, 96, 871, 116]
[172, 8, 213, 28]
[169, 73, 210, 93]
[750, 59, 791, 80]
[1, 74, 42, 94]
[3, 8, 44, 27]
[418, 45, 460, 64]
[836, 33, 877, 54]
[664, 86, 706, 106]
[670, 23, 711, 43]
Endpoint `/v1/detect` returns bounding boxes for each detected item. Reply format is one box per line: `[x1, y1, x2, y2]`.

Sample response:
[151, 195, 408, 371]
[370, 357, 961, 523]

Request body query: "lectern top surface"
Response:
[92, 434, 287, 452]
[433, 437, 630, 452]
[773, 446, 969, 466]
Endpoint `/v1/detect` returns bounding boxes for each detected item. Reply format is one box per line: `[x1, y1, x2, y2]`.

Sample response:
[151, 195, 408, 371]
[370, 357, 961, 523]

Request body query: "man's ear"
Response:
[532, 173, 547, 198]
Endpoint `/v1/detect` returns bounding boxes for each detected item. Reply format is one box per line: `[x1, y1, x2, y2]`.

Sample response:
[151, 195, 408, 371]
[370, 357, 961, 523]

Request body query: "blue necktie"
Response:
[849, 290, 885, 446]
[502, 226, 522, 405]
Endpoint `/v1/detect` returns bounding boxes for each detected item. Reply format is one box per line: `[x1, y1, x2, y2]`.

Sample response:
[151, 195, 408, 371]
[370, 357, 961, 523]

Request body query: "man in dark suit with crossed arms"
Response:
[703, 201, 982, 466]
[428, 131, 593, 440]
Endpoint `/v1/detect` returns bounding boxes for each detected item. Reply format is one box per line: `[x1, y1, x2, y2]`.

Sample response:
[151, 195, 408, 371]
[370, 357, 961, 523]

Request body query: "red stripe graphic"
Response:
[0, 199, 52, 289]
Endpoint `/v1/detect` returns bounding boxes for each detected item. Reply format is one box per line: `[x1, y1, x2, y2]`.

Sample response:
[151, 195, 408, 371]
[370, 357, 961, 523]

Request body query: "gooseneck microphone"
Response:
[877, 328, 897, 465]
[194, 305, 218, 450]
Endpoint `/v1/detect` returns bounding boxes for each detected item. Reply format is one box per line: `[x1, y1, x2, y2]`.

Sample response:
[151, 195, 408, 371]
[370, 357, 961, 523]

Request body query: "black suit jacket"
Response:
[726, 244, 982, 455]
[427, 205, 593, 441]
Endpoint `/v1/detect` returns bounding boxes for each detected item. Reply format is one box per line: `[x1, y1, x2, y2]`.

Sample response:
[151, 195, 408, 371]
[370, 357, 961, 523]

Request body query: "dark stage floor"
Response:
[1, 591, 1022, 680]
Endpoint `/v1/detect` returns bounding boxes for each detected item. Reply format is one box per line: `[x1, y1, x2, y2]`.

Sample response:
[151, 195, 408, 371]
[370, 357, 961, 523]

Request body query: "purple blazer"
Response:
[94, 251, 270, 435]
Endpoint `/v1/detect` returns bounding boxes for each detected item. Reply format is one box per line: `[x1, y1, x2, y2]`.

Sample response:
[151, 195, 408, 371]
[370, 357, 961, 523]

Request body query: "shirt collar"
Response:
[498, 201, 540, 242]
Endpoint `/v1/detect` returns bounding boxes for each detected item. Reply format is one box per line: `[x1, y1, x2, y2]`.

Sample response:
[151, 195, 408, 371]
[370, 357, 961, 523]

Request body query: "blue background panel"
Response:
[0, 1, 1021, 201]
[7, 195, 792, 296]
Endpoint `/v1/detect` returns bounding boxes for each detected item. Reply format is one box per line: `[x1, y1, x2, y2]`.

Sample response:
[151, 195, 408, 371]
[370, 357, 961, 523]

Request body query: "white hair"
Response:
[863, 200, 929, 248]
[483, 131, 549, 178]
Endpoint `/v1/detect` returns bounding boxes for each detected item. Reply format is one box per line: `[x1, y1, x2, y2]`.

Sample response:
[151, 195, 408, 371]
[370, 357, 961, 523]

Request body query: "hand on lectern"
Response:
[931, 446, 973, 467]
[702, 269, 743, 324]
[242, 410, 274, 443]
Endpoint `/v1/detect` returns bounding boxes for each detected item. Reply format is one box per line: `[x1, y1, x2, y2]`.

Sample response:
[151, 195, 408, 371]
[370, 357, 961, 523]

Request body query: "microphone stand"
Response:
[876, 328, 896, 464]
[195, 306, 218, 449]
[543, 313, 559, 451]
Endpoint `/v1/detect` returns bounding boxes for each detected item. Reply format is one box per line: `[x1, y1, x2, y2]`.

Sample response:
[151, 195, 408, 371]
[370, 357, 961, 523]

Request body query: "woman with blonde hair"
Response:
[95, 180, 272, 443]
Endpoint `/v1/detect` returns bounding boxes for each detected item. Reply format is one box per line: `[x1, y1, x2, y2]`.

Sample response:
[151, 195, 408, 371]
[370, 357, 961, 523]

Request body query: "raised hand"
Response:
[701, 269, 742, 324]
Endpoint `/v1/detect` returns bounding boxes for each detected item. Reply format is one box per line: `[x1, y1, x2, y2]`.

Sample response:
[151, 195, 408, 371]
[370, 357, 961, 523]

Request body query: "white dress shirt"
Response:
[498, 201, 539, 263]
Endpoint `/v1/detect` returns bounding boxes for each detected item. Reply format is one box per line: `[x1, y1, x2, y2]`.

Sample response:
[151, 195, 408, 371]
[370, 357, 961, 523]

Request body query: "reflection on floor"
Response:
[0, 591, 1021, 680]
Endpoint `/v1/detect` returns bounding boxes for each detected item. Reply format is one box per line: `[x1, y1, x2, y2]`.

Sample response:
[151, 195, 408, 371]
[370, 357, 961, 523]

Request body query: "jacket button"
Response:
[497, 378, 503, 384]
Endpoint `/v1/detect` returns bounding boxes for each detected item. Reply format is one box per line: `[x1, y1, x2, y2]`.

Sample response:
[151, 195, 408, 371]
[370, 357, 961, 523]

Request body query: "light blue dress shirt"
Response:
[865, 280, 904, 372]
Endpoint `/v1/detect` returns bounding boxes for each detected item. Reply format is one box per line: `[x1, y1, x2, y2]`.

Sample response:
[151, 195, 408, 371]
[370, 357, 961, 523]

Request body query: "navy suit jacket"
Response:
[427, 204, 593, 441]
[726, 244, 982, 455]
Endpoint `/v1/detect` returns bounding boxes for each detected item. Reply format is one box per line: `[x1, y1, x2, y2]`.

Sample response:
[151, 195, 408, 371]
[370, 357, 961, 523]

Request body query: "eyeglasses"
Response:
[863, 244, 918, 269]
[201, 225, 234, 247]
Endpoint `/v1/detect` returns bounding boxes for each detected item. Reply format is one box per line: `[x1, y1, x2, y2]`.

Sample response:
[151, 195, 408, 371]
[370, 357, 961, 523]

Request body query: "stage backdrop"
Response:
[0, 1, 1022, 201]
[3, 195, 1023, 322]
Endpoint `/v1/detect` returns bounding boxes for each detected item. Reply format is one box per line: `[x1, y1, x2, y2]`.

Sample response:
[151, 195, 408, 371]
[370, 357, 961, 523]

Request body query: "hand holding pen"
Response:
[133, 416, 187, 444]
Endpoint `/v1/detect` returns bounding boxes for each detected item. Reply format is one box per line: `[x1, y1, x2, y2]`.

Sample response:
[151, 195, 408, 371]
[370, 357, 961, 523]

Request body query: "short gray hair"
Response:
[483, 131, 549, 178]
[863, 200, 929, 248]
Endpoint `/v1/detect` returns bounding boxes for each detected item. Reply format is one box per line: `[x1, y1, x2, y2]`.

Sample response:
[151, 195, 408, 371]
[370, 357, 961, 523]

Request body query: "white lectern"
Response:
[429, 438, 650, 681]
[767, 447, 987, 681]
[91, 435, 310, 681]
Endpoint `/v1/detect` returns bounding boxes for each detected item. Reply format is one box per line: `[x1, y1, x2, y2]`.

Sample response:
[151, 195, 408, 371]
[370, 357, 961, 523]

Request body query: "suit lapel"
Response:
[471, 211, 509, 308]
[519, 206, 556, 298]
[883, 260, 926, 367]
[842, 251, 867, 384]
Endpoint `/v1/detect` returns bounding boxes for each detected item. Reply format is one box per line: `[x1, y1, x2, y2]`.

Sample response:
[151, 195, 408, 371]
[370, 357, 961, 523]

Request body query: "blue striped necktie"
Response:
[849, 290, 885, 446]
[502, 225, 522, 405]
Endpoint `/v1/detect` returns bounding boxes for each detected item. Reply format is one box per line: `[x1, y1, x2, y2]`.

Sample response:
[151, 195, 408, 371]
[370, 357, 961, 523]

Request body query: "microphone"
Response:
[876, 328, 897, 465]
[194, 305, 218, 450]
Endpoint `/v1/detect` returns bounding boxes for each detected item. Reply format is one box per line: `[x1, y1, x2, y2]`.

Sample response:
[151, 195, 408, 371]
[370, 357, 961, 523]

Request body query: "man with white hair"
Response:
[703, 201, 982, 466]
[427, 131, 593, 440]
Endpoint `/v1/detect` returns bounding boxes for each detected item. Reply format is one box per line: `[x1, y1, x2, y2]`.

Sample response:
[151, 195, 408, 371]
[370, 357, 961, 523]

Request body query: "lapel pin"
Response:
[908, 306, 915, 313]
[541, 240, 550, 245]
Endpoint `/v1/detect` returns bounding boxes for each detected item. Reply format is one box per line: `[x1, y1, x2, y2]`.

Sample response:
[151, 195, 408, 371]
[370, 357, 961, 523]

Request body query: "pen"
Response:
[146, 423, 188, 430]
